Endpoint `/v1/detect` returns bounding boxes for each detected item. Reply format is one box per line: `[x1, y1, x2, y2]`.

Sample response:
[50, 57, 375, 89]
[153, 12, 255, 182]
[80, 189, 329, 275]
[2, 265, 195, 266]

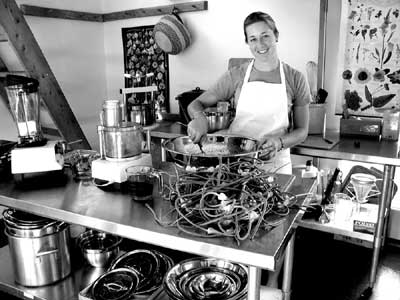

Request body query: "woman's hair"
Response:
[243, 11, 279, 43]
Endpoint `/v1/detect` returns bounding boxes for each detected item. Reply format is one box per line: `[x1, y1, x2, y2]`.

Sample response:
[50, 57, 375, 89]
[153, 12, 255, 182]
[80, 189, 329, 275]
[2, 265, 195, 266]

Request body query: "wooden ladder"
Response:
[0, 0, 90, 149]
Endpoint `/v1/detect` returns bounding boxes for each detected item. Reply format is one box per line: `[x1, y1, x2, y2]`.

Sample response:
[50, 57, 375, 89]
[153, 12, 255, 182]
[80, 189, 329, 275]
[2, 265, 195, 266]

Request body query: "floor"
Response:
[291, 228, 400, 300]
[0, 225, 399, 300]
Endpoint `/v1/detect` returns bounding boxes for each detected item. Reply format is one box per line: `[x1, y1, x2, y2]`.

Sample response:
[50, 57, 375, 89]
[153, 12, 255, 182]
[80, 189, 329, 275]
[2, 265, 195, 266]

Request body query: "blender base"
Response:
[11, 140, 64, 174]
[92, 153, 152, 183]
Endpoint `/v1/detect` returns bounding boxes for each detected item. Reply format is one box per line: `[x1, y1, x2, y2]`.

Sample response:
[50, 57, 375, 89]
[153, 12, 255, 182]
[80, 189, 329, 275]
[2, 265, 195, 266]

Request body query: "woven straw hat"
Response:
[154, 13, 192, 55]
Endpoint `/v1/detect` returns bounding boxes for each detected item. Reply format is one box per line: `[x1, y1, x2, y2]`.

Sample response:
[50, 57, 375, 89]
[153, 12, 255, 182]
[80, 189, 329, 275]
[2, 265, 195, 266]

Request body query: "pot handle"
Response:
[37, 248, 59, 257]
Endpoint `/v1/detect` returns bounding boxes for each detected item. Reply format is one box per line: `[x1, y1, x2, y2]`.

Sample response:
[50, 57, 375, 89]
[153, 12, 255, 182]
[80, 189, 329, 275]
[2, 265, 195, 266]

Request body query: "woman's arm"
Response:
[187, 69, 238, 142]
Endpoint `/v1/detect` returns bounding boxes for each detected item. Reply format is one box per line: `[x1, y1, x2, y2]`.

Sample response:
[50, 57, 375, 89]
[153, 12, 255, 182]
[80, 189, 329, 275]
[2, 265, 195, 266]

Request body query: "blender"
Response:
[4, 75, 64, 178]
[91, 99, 152, 184]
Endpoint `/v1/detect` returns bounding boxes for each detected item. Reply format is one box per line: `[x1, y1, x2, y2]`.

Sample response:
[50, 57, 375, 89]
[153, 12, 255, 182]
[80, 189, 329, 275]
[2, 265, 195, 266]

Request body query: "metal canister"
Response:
[3, 209, 71, 287]
[102, 100, 122, 127]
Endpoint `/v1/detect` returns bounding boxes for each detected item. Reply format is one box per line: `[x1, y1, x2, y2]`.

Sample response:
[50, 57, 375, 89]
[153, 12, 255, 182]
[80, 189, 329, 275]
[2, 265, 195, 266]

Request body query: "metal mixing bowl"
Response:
[204, 107, 232, 132]
[164, 257, 248, 300]
[162, 134, 260, 169]
[77, 230, 122, 268]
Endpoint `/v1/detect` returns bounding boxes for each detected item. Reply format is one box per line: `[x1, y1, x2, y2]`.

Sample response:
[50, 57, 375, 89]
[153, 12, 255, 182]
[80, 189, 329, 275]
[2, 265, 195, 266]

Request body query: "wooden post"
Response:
[0, 0, 90, 149]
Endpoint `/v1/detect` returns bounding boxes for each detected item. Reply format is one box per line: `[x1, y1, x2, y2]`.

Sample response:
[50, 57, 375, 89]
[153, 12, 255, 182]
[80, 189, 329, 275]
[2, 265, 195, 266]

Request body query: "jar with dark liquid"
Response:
[126, 166, 163, 201]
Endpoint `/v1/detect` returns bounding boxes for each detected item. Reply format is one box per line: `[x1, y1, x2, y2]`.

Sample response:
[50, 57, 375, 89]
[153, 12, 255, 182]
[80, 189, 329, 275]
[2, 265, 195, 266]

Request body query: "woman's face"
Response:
[246, 21, 277, 62]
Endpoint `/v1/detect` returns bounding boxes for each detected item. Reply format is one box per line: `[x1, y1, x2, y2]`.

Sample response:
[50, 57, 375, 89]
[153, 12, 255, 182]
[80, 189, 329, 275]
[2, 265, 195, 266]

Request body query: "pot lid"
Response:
[2, 209, 55, 229]
[109, 249, 160, 293]
[92, 268, 139, 300]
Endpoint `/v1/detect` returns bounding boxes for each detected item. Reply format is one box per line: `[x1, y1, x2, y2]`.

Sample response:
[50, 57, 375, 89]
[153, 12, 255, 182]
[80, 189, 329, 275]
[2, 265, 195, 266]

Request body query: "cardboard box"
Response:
[352, 203, 378, 235]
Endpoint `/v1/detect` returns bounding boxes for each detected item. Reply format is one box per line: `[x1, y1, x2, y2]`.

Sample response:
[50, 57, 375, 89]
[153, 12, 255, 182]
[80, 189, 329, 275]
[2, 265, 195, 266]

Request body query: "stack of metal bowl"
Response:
[89, 249, 173, 299]
[77, 230, 122, 268]
[164, 257, 248, 300]
[204, 107, 232, 132]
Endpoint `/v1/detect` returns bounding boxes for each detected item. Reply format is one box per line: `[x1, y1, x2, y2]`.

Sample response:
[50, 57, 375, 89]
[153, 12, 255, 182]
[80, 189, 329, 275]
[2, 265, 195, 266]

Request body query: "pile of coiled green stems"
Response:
[148, 158, 298, 245]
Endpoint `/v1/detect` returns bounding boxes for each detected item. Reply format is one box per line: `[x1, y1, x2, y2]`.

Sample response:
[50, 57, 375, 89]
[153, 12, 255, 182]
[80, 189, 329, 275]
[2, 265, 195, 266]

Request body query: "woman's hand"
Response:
[259, 137, 282, 160]
[187, 114, 208, 143]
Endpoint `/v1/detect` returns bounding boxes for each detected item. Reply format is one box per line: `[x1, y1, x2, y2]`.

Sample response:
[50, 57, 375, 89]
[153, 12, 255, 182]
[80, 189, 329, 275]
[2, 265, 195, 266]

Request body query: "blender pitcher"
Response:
[5, 75, 44, 145]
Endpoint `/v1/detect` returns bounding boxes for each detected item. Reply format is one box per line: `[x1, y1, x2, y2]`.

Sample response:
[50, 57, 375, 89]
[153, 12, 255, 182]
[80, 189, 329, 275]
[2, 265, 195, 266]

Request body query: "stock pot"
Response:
[3, 209, 71, 286]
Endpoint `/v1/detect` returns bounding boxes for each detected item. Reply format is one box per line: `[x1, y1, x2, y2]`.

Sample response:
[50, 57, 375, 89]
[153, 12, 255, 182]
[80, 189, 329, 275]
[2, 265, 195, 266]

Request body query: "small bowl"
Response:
[77, 230, 122, 268]
[66, 149, 100, 180]
[204, 107, 232, 132]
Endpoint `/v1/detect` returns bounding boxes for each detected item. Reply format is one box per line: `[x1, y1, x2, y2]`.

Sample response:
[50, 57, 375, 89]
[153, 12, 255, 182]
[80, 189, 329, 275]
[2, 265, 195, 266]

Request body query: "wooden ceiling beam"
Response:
[0, 56, 8, 72]
[0, 0, 90, 150]
[103, 1, 208, 22]
[19, 1, 208, 22]
[20, 5, 104, 22]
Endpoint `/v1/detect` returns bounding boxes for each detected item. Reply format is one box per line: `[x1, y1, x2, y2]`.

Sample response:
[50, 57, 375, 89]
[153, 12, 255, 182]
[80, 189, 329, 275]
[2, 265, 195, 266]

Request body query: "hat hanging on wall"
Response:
[154, 9, 192, 55]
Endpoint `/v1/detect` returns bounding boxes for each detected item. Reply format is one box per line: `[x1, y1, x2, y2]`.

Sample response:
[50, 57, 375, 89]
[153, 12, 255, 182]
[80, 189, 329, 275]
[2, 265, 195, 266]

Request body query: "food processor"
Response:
[91, 99, 152, 183]
[4, 75, 64, 178]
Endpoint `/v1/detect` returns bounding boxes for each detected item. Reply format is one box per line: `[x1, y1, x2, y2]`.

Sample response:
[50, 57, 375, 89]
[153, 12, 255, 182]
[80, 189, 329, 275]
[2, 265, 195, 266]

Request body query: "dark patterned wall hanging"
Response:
[122, 25, 169, 113]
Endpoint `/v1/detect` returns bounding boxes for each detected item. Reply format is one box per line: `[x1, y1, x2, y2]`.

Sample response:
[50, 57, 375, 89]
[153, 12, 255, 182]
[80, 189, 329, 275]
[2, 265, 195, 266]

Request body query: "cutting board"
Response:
[300, 135, 339, 150]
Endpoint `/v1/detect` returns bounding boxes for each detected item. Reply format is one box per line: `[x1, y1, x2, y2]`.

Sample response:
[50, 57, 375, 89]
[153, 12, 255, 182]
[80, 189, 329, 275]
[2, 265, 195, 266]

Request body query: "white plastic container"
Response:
[382, 111, 400, 141]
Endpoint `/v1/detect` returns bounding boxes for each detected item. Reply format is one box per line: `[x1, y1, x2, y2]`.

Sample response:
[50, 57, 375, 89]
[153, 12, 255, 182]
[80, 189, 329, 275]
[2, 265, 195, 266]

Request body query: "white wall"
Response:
[103, 0, 320, 114]
[0, 0, 106, 149]
[0, 0, 319, 149]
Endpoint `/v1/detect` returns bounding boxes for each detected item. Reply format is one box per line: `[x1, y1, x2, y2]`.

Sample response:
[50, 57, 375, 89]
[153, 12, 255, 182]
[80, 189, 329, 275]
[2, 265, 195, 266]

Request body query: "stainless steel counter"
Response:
[0, 170, 305, 270]
[0, 161, 314, 300]
[150, 121, 400, 298]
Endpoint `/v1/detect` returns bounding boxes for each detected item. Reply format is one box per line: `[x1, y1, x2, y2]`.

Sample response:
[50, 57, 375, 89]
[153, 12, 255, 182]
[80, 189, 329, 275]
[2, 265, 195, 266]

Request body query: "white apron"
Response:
[229, 60, 292, 174]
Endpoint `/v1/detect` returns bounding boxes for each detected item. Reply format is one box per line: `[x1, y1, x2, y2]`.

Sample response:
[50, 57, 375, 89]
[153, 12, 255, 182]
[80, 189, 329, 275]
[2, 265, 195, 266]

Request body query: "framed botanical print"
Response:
[335, 0, 400, 117]
[122, 25, 170, 113]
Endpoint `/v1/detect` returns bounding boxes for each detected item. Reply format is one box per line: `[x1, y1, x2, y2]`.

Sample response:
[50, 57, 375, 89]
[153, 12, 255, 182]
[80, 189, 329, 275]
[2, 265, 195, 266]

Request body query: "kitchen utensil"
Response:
[5, 75, 43, 145]
[109, 249, 160, 293]
[3, 210, 71, 287]
[77, 230, 122, 268]
[204, 107, 232, 132]
[306, 61, 318, 102]
[91, 267, 140, 300]
[101, 99, 123, 127]
[100, 122, 143, 160]
[65, 149, 100, 180]
[164, 257, 248, 300]
[126, 165, 164, 201]
[162, 134, 260, 169]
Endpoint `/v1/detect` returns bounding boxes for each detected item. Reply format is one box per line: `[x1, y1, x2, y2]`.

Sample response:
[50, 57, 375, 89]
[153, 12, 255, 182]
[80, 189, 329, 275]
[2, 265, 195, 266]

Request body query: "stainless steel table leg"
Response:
[161, 138, 166, 162]
[247, 266, 261, 300]
[382, 165, 395, 247]
[368, 165, 394, 289]
[282, 233, 295, 300]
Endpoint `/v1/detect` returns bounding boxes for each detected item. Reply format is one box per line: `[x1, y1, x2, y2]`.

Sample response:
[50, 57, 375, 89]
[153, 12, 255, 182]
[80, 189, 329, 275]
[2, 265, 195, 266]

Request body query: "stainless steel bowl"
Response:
[204, 107, 232, 132]
[162, 134, 260, 169]
[77, 230, 122, 268]
[164, 257, 248, 300]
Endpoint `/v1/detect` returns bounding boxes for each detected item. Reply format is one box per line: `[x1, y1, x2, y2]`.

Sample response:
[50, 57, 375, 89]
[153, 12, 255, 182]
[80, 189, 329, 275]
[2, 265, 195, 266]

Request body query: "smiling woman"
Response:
[187, 11, 311, 176]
